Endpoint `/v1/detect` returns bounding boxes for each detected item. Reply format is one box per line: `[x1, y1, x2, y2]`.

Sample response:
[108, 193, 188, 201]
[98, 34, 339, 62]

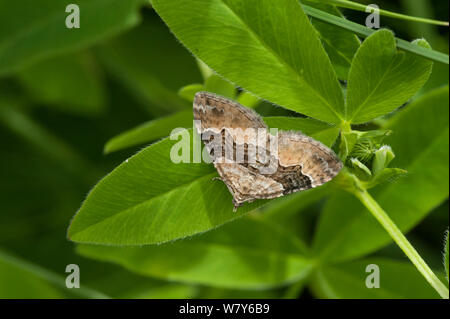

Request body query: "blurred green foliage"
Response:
[0, 0, 448, 299]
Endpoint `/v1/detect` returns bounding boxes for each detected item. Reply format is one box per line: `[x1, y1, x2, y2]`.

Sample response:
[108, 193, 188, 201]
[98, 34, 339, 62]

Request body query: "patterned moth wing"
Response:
[274, 131, 343, 191]
[193, 91, 267, 132]
[193, 92, 281, 210]
[193, 92, 342, 211]
[193, 91, 267, 162]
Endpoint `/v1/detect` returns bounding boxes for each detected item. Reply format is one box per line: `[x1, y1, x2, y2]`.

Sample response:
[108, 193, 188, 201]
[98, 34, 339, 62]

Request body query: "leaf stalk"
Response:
[318, 0, 449, 26]
[352, 186, 449, 299]
[301, 4, 450, 64]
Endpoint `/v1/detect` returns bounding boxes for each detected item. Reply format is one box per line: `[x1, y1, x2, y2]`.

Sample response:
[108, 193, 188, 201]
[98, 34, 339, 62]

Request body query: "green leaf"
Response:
[372, 146, 395, 175]
[444, 230, 449, 282]
[204, 74, 236, 99]
[196, 58, 214, 81]
[16, 52, 106, 116]
[260, 185, 331, 244]
[237, 91, 261, 109]
[0, 0, 144, 76]
[77, 218, 313, 289]
[105, 114, 340, 155]
[345, 130, 392, 164]
[152, 0, 345, 123]
[104, 110, 193, 154]
[338, 131, 358, 161]
[95, 12, 202, 115]
[311, 258, 440, 299]
[384, 86, 449, 169]
[349, 157, 372, 180]
[313, 86, 449, 262]
[345, 29, 433, 124]
[178, 84, 205, 102]
[364, 168, 407, 190]
[303, 1, 360, 80]
[71, 113, 341, 245]
[69, 129, 270, 245]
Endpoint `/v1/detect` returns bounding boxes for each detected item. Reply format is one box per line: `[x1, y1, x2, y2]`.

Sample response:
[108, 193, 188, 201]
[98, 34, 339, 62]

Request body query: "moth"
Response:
[193, 92, 342, 211]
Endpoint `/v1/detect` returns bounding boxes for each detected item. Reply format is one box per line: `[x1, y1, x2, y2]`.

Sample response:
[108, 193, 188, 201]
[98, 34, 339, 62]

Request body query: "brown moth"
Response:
[193, 91, 342, 211]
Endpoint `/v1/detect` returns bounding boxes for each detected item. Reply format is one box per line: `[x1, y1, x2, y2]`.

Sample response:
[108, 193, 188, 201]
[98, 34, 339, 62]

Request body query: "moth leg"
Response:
[232, 199, 243, 212]
[211, 176, 222, 182]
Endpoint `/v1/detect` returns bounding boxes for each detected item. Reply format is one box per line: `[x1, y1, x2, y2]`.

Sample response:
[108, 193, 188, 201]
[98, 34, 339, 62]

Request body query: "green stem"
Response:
[353, 188, 449, 299]
[317, 0, 449, 26]
[301, 4, 449, 65]
[340, 121, 352, 133]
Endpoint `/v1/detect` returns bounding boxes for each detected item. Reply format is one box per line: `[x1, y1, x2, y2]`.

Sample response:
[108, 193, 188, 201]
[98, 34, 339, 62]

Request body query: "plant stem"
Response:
[301, 4, 450, 65]
[317, 0, 449, 26]
[340, 121, 352, 133]
[353, 188, 449, 299]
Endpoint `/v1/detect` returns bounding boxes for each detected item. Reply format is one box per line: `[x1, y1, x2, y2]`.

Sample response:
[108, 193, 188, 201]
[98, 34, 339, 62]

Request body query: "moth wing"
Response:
[193, 91, 267, 133]
[277, 131, 342, 187]
[215, 162, 284, 209]
[194, 92, 267, 162]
